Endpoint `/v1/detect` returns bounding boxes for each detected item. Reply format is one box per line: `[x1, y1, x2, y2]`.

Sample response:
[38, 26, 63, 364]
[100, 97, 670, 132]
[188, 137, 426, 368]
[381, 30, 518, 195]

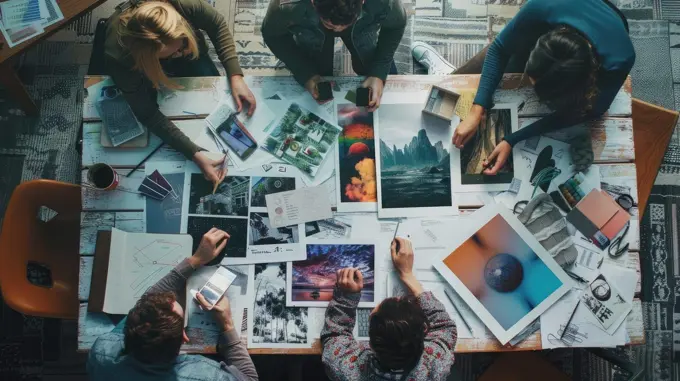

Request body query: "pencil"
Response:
[126, 142, 165, 177]
[443, 288, 473, 335]
[559, 299, 580, 340]
[212, 153, 229, 194]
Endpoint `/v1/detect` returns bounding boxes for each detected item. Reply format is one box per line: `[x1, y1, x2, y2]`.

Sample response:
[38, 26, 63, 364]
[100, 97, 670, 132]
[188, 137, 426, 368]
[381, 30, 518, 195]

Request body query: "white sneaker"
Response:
[411, 41, 456, 75]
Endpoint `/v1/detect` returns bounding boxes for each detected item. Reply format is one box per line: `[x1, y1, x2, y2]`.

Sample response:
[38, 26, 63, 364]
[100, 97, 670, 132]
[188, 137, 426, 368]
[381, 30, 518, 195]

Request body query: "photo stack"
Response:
[180, 167, 306, 265]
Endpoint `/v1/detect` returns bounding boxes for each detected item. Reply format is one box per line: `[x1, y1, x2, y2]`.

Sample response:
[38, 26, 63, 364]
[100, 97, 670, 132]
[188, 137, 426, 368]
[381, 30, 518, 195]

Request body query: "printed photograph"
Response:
[249, 212, 300, 246]
[188, 174, 250, 216]
[441, 214, 563, 330]
[290, 243, 375, 305]
[250, 176, 296, 207]
[460, 108, 514, 185]
[336, 104, 376, 204]
[186, 216, 248, 262]
[262, 102, 342, 178]
[251, 263, 309, 345]
[377, 103, 452, 209]
[146, 172, 184, 234]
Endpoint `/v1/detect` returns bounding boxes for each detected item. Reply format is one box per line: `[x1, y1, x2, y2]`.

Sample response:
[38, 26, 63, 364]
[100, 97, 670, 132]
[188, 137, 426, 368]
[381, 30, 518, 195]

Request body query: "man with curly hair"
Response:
[87, 228, 257, 381]
[262, 0, 406, 111]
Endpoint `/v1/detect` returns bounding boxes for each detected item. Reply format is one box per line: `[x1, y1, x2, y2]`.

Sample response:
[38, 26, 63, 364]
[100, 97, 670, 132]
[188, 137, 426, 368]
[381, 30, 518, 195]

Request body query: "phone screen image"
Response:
[217, 115, 257, 159]
[199, 267, 237, 307]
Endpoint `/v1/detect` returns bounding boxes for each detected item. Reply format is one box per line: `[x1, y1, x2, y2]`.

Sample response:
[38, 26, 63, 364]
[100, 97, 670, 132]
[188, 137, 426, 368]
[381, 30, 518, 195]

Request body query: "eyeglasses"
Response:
[169, 38, 189, 59]
[616, 193, 637, 212]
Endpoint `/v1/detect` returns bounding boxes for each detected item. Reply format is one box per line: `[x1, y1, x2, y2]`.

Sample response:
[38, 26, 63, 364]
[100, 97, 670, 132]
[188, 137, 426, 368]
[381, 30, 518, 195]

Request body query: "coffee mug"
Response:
[87, 163, 119, 190]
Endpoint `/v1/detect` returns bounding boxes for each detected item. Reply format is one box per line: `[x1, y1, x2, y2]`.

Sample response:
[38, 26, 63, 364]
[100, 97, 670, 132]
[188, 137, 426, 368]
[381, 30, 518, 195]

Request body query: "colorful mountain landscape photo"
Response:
[262, 102, 342, 178]
[290, 243, 376, 305]
[377, 103, 452, 209]
[336, 104, 376, 205]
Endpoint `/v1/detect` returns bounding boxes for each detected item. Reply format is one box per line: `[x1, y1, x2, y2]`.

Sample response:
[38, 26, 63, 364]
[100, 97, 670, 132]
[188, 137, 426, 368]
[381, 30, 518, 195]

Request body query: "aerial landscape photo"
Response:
[377, 103, 452, 209]
[291, 244, 375, 304]
[460, 108, 514, 184]
[262, 102, 342, 177]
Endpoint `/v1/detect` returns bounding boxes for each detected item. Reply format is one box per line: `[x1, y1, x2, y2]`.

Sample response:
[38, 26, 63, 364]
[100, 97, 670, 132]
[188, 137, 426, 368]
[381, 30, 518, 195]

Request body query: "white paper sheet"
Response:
[0, 19, 42, 47]
[248, 262, 312, 348]
[0, 0, 45, 29]
[185, 265, 251, 335]
[180, 163, 306, 265]
[103, 228, 193, 314]
[451, 104, 520, 192]
[540, 263, 638, 349]
[265, 185, 333, 228]
[306, 214, 353, 240]
[39, 0, 63, 28]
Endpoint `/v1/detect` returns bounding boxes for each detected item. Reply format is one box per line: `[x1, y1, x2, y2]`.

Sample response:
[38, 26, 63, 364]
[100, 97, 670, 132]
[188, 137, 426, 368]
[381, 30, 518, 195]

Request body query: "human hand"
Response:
[193, 152, 227, 183]
[391, 237, 414, 278]
[196, 292, 234, 331]
[483, 140, 512, 175]
[452, 105, 484, 148]
[230, 75, 256, 117]
[362, 76, 384, 112]
[304, 75, 327, 103]
[190, 228, 230, 267]
[336, 268, 364, 293]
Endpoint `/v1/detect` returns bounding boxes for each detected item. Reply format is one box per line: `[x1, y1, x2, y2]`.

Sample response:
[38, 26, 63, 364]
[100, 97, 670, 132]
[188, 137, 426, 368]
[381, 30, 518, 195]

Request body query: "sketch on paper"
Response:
[287, 242, 377, 307]
[335, 104, 377, 212]
[452, 105, 519, 192]
[249, 212, 299, 245]
[103, 228, 193, 314]
[433, 205, 570, 345]
[250, 176, 296, 207]
[262, 102, 342, 178]
[248, 263, 311, 348]
[375, 103, 457, 218]
[188, 174, 250, 216]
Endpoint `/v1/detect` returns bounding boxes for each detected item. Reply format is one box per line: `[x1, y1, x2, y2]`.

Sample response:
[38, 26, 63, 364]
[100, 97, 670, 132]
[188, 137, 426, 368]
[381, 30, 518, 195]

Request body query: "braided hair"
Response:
[525, 26, 600, 114]
[369, 295, 428, 372]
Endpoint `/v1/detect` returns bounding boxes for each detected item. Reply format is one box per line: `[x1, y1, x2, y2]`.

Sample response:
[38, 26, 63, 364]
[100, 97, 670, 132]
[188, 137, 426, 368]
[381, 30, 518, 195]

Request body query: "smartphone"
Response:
[197, 267, 237, 309]
[215, 114, 258, 160]
[356, 87, 371, 107]
[317, 81, 333, 101]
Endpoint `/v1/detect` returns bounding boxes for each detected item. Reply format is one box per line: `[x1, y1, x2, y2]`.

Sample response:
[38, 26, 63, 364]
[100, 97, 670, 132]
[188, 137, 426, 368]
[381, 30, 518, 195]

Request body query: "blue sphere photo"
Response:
[484, 253, 524, 292]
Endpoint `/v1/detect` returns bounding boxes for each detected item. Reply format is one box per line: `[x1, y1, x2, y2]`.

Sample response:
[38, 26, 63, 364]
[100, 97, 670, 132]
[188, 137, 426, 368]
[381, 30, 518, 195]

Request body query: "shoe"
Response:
[411, 41, 457, 75]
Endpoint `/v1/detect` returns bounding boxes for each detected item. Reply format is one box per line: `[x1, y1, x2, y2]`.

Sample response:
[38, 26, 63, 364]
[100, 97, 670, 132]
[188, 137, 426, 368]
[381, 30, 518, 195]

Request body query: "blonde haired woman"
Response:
[104, 0, 256, 181]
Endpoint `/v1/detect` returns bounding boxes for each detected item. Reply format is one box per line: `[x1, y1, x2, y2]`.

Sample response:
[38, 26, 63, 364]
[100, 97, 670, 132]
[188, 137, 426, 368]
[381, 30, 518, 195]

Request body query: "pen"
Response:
[565, 270, 587, 283]
[560, 299, 580, 340]
[183, 111, 197, 115]
[126, 142, 165, 177]
[212, 153, 230, 194]
[443, 288, 473, 335]
[392, 220, 401, 251]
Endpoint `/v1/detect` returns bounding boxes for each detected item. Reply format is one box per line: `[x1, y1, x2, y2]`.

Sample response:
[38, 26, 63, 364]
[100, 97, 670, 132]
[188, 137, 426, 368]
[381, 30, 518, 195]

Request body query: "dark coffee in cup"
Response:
[87, 163, 119, 190]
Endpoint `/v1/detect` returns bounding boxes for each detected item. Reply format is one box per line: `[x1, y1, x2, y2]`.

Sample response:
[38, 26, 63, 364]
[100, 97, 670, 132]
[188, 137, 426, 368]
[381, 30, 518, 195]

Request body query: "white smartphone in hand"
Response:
[197, 267, 237, 310]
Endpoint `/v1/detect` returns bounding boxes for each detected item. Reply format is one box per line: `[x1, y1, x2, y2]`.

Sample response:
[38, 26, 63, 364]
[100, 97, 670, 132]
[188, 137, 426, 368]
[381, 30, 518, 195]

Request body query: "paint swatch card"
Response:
[265, 186, 332, 228]
[149, 170, 174, 193]
[138, 175, 171, 200]
[580, 273, 632, 333]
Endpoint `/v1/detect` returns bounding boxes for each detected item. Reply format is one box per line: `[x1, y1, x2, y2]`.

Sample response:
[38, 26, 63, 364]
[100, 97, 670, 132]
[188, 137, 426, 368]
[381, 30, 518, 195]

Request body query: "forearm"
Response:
[473, 40, 509, 109]
[504, 111, 588, 147]
[197, 4, 243, 77]
[367, 25, 406, 81]
[399, 273, 424, 297]
[142, 110, 203, 159]
[218, 329, 258, 380]
[144, 258, 197, 296]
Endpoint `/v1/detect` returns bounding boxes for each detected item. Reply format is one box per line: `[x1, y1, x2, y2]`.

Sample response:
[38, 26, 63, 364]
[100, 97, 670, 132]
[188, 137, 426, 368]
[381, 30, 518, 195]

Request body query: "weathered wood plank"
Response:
[80, 212, 114, 255]
[81, 169, 145, 211]
[78, 304, 116, 352]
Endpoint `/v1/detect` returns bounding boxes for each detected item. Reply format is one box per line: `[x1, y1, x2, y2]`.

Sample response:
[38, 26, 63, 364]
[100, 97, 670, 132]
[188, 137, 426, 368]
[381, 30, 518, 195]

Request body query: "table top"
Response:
[0, 0, 107, 63]
[78, 74, 644, 354]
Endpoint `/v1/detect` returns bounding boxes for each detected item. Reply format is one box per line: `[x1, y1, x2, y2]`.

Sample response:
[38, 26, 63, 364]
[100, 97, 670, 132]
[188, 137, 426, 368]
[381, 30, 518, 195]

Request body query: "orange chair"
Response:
[0, 180, 81, 319]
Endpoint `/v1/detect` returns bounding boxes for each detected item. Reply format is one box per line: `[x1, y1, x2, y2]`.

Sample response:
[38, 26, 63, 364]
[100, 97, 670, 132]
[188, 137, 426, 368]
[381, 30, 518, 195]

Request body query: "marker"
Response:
[183, 111, 198, 115]
[560, 299, 580, 340]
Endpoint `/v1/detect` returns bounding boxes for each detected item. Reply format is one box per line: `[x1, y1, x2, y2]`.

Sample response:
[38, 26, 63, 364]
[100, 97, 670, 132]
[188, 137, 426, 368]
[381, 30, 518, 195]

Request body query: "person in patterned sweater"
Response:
[321, 237, 458, 380]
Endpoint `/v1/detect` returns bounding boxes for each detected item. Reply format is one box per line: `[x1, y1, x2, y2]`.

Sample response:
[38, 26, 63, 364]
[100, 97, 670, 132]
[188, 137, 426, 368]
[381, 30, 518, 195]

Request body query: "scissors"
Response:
[608, 221, 630, 258]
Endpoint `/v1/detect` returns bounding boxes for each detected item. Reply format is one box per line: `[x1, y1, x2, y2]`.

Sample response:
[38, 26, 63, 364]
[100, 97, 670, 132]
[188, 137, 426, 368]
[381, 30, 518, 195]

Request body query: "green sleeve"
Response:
[105, 57, 203, 159]
[261, 0, 318, 86]
[367, 0, 406, 81]
[178, 0, 243, 77]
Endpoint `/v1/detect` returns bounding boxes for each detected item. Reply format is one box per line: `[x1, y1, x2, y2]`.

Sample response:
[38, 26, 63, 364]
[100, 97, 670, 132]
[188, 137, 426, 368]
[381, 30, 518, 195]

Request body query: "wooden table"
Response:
[0, 0, 107, 115]
[78, 74, 644, 354]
